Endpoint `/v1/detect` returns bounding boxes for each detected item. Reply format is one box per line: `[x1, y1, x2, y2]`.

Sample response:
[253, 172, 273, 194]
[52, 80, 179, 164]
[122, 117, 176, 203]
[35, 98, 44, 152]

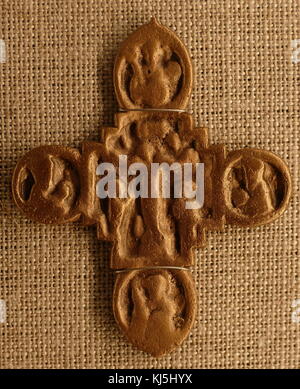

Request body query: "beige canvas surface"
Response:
[0, 0, 299, 368]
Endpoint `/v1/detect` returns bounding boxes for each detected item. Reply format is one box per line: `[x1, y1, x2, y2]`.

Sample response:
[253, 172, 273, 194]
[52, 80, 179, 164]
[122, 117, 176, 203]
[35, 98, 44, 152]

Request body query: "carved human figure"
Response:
[12, 146, 81, 224]
[113, 269, 196, 357]
[223, 149, 291, 227]
[231, 156, 279, 216]
[101, 113, 205, 268]
[127, 39, 182, 107]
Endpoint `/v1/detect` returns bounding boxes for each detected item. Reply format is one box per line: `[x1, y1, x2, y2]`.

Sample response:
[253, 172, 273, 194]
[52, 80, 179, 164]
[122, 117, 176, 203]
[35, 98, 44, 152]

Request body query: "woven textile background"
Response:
[0, 0, 299, 369]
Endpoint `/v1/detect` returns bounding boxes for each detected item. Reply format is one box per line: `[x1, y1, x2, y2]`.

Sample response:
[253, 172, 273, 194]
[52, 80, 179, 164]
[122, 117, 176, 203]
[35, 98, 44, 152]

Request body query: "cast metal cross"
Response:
[12, 19, 291, 357]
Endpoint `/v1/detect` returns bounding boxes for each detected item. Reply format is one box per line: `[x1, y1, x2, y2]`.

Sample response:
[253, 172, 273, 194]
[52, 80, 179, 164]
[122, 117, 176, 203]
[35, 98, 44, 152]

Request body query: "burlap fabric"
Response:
[0, 0, 299, 369]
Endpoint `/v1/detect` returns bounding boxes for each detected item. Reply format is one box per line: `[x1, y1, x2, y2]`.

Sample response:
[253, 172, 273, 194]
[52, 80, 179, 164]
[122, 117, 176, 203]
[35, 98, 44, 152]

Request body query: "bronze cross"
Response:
[12, 18, 291, 357]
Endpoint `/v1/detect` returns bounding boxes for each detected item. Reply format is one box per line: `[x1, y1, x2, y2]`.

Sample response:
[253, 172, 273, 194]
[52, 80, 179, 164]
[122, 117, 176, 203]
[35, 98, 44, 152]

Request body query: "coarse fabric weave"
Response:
[0, 0, 299, 368]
